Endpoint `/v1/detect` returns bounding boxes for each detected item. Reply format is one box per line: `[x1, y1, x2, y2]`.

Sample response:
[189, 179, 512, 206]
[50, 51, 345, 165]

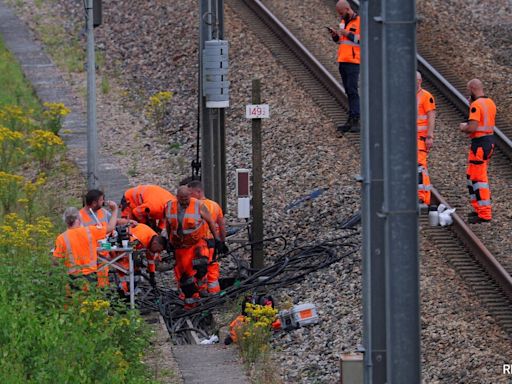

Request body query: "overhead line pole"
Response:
[360, 0, 387, 381]
[86, 0, 98, 189]
[381, 0, 420, 382]
[199, 0, 227, 211]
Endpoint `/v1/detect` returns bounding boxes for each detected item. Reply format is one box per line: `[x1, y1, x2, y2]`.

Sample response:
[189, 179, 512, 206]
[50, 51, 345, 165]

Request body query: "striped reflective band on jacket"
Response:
[474, 99, 495, 133]
[166, 199, 203, 236]
[208, 280, 219, 289]
[131, 185, 147, 206]
[62, 227, 97, 274]
[81, 208, 109, 226]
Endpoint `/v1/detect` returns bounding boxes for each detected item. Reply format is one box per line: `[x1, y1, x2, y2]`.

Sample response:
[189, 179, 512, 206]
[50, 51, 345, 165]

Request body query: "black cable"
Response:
[133, 231, 360, 344]
[161, 234, 359, 319]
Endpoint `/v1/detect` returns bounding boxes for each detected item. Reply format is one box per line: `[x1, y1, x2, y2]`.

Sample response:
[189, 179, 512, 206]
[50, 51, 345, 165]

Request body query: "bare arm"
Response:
[106, 201, 119, 233]
[425, 110, 436, 151]
[460, 120, 478, 133]
[217, 216, 226, 242]
[200, 204, 219, 240]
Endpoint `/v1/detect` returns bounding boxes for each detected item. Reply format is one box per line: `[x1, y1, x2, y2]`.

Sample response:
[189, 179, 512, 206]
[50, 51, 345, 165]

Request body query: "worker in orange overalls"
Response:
[79, 189, 114, 287]
[328, 0, 361, 133]
[188, 180, 227, 295]
[416, 71, 436, 207]
[115, 223, 167, 295]
[54, 202, 118, 288]
[165, 186, 219, 308]
[459, 79, 496, 224]
[120, 185, 176, 232]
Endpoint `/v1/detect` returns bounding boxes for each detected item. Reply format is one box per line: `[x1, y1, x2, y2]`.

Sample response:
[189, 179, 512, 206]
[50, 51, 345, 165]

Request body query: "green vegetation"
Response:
[0, 38, 40, 108]
[101, 74, 111, 95]
[233, 303, 283, 384]
[0, 36, 157, 383]
[36, 23, 85, 73]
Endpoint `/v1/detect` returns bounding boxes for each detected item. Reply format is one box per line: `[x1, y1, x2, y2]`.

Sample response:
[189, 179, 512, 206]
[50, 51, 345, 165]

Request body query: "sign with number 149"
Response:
[245, 104, 270, 119]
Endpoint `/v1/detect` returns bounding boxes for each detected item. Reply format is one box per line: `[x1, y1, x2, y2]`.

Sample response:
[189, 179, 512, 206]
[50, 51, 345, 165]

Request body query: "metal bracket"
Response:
[373, 16, 417, 24]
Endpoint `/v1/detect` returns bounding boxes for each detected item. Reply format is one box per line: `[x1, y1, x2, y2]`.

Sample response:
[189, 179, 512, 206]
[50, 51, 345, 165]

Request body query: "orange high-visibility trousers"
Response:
[174, 240, 209, 307]
[467, 138, 494, 220]
[207, 247, 221, 293]
[417, 137, 431, 205]
[97, 250, 110, 288]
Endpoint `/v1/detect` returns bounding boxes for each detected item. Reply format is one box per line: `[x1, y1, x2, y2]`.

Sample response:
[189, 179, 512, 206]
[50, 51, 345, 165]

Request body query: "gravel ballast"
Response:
[7, 0, 512, 383]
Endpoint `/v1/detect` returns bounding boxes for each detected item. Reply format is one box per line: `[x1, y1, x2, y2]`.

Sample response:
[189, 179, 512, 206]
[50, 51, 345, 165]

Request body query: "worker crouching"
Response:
[116, 223, 167, 295]
[120, 184, 176, 232]
[165, 186, 220, 309]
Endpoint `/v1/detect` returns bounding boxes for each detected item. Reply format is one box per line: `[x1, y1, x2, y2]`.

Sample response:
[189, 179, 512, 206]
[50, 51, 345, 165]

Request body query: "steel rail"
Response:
[351, 0, 512, 159]
[431, 188, 512, 302]
[242, 0, 347, 105]
[417, 55, 512, 160]
[239, 0, 512, 312]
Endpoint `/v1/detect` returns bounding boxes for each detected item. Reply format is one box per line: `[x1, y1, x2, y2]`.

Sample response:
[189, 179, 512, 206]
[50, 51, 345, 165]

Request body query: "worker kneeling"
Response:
[116, 223, 167, 295]
[165, 186, 220, 309]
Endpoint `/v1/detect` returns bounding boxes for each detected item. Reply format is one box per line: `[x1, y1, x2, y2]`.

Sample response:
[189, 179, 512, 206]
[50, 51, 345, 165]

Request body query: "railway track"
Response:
[227, 0, 512, 335]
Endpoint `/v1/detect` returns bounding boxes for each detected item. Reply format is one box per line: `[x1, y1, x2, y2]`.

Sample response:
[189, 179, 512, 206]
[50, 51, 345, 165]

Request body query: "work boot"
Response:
[348, 117, 360, 133]
[418, 200, 429, 214]
[337, 116, 353, 133]
[468, 215, 491, 224]
[467, 212, 478, 219]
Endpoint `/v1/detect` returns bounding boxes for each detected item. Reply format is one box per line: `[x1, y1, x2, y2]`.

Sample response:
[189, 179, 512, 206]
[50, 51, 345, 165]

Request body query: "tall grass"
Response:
[0, 36, 158, 383]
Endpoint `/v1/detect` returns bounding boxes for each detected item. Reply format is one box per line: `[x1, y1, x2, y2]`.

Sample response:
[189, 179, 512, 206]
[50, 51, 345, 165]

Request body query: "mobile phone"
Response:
[325, 26, 334, 32]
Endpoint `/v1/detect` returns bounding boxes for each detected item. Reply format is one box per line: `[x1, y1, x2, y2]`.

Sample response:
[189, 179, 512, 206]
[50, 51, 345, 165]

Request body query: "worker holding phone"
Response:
[327, 0, 361, 133]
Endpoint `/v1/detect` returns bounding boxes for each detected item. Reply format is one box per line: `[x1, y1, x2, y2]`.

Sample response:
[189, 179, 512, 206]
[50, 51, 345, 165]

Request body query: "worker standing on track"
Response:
[328, 0, 361, 133]
[460, 78, 496, 224]
[165, 186, 220, 309]
[120, 185, 176, 232]
[53, 202, 118, 288]
[188, 180, 227, 295]
[79, 189, 113, 287]
[116, 223, 167, 295]
[416, 71, 436, 207]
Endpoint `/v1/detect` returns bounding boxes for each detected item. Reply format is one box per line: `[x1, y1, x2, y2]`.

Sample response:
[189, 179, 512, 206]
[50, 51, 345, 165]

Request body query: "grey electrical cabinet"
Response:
[202, 40, 229, 108]
[93, 0, 102, 28]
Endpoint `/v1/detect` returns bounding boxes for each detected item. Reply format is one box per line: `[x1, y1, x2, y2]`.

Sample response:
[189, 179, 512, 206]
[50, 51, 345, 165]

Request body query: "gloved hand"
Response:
[215, 239, 227, 255]
[221, 242, 229, 255]
[149, 272, 156, 287]
[192, 257, 208, 279]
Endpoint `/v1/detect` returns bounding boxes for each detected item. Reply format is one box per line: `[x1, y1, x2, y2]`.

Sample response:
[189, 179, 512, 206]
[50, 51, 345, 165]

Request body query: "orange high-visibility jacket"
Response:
[130, 223, 159, 273]
[79, 207, 111, 227]
[130, 223, 157, 248]
[123, 185, 175, 222]
[202, 198, 223, 240]
[165, 198, 206, 248]
[229, 315, 247, 343]
[337, 14, 361, 64]
[417, 88, 435, 136]
[53, 225, 106, 275]
[468, 97, 496, 139]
